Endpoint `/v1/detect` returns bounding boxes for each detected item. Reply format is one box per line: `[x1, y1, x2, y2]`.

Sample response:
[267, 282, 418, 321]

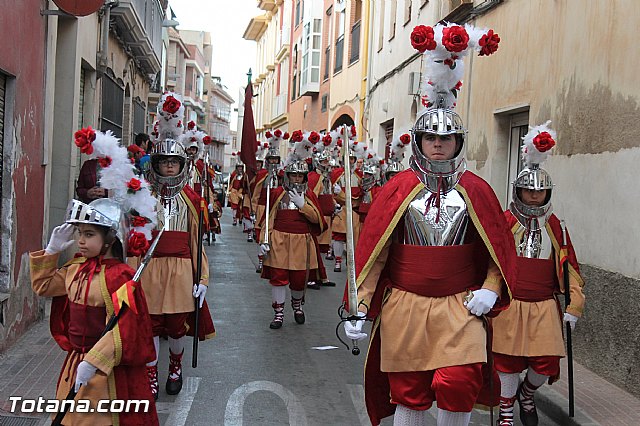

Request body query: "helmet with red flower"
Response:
[148, 92, 191, 200]
[312, 131, 335, 172]
[511, 121, 556, 219]
[361, 151, 382, 192]
[67, 128, 158, 261]
[384, 131, 411, 182]
[283, 136, 313, 193]
[409, 23, 500, 189]
[179, 122, 205, 162]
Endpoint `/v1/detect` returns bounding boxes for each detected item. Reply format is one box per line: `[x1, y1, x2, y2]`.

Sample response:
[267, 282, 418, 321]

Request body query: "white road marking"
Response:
[347, 384, 370, 426]
[164, 376, 201, 426]
[224, 380, 307, 426]
[311, 345, 339, 350]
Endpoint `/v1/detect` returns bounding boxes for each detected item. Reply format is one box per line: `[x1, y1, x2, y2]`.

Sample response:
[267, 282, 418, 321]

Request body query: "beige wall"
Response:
[459, 0, 640, 278]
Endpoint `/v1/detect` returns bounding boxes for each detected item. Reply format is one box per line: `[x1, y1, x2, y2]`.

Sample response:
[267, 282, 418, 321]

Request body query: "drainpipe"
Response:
[361, 0, 374, 147]
[97, 0, 119, 79]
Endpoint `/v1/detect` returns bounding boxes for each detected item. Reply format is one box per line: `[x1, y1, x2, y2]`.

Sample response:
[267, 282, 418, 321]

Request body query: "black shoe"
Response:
[517, 384, 539, 426]
[293, 310, 305, 324]
[307, 282, 321, 290]
[165, 373, 183, 395]
[247, 236, 253, 242]
[325, 254, 335, 260]
[256, 266, 262, 273]
[321, 280, 336, 287]
[269, 319, 283, 329]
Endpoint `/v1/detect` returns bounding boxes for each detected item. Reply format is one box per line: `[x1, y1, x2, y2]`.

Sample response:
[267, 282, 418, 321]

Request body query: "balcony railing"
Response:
[110, 0, 164, 75]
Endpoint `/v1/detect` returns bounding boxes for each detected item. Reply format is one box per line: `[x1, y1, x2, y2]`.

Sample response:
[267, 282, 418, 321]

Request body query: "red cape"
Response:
[354, 169, 517, 425]
[50, 258, 158, 425]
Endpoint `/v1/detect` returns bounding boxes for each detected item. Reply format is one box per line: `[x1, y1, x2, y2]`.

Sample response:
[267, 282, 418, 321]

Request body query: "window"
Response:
[300, 18, 322, 95]
[506, 112, 529, 205]
[100, 71, 124, 138]
[324, 46, 331, 80]
[295, 0, 301, 27]
[321, 94, 328, 112]
[350, 20, 361, 64]
[133, 99, 146, 137]
[378, 1, 385, 51]
[335, 1, 346, 73]
[404, 0, 412, 24]
[389, 0, 397, 41]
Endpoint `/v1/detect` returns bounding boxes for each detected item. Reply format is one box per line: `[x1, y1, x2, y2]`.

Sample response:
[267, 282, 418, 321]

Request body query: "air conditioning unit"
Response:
[408, 72, 421, 95]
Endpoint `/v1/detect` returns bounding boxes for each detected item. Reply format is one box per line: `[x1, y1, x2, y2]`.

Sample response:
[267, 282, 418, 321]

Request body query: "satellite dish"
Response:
[53, 0, 105, 17]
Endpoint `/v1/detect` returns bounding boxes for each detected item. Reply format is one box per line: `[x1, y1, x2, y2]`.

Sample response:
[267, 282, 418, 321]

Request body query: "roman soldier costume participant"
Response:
[382, 132, 411, 184]
[255, 133, 285, 273]
[304, 131, 337, 289]
[242, 138, 269, 242]
[343, 23, 515, 426]
[139, 92, 215, 399]
[356, 151, 384, 225]
[228, 153, 245, 226]
[257, 138, 327, 329]
[492, 122, 586, 426]
[330, 127, 364, 272]
[31, 128, 159, 425]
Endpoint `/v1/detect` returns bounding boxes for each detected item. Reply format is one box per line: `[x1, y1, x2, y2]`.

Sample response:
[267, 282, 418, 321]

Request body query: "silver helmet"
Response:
[361, 163, 378, 192]
[511, 165, 553, 219]
[384, 160, 404, 182]
[65, 198, 128, 261]
[313, 150, 331, 173]
[410, 106, 467, 190]
[283, 160, 309, 193]
[146, 139, 191, 201]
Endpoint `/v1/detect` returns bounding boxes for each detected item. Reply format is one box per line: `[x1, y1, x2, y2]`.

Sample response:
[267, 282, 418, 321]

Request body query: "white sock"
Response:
[498, 371, 520, 398]
[169, 336, 184, 355]
[146, 336, 160, 367]
[291, 290, 304, 300]
[394, 404, 427, 426]
[332, 241, 345, 258]
[243, 217, 253, 230]
[436, 409, 471, 426]
[526, 368, 548, 388]
[272, 286, 286, 304]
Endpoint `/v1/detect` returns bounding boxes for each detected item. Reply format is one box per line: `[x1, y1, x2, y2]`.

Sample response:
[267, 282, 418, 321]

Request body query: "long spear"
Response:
[561, 220, 575, 417]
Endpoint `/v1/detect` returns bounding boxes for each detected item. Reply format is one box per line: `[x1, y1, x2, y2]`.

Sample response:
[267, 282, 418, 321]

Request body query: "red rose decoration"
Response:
[532, 132, 556, 152]
[308, 131, 320, 144]
[322, 134, 332, 146]
[399, 134, 411, 145]
[350, 125, 357, 137]
[97, 156, 112, 168]
[187, 120, 196, 130]
[127, 231, 150, 257]
[274, 129, 283, 138]
[177, 120, 182, 128]
[290, 130, 304, 142]
[442, 25, 469, 53]
[127, 178, 142, 192]
[367, 153, 373, 159]
[479, 29, 500, 56]
[130, 215, 148, 228]
[74, 127, 96, 155]
[162, 95, 181, 114]
[305, 157, 313, 164]
[237, 151, 242, 156]
[265, 131, 273, 138]
[337, 139, 343, 147]
[454, 81, 463, 90]
[421, 96, 431, 108]
[263, 143, 269, 148]
[379, 159, 385, 165]
[410, 25, 436, 53]
[203, 136, 212, 145]
[283, 132, 290, 139]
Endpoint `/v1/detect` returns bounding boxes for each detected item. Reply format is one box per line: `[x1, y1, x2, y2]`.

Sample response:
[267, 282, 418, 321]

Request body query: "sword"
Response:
[343, 124, 360, 356]
[561, 220, 575, 417]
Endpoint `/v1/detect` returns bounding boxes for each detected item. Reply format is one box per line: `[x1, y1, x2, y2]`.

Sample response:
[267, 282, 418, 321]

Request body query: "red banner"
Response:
[240, 83, 258, 181]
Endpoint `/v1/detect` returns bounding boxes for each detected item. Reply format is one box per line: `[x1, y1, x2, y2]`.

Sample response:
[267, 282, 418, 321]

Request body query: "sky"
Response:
[168, 0, 259, 130]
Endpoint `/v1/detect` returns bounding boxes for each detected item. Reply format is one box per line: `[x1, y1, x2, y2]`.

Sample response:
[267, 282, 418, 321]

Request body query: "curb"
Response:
[536, 385, 600, 426]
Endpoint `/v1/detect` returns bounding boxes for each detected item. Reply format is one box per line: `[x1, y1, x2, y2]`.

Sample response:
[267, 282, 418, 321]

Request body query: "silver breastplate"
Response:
[513, 218, 553, 259]
[321, 174, 331, 194]
[362, 190, 372, 204]
[399, 186, 468, 246]
[157, 195, 189, 232]
[278, 194, 297, 210]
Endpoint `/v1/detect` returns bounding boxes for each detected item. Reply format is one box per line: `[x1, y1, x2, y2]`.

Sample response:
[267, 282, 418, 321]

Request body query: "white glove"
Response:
[45, 223, 76, 254]
[208, 203, 214, 213]
[74, 360, 98, 392]
[344, 312, 368, 341]
[333, 204, 343, 214]
[563, 312, 578, 331]
[289, 189, 305, 209]
[333, 182, 342, 195]
[258, 243, 270, 256]
[193, 284, 207, 308]
[464, 288, 498, 316]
